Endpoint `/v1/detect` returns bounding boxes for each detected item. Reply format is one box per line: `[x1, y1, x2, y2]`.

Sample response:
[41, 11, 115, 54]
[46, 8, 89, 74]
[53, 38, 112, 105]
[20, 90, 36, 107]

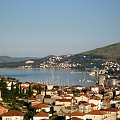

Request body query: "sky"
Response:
[0, 0, 120, 57]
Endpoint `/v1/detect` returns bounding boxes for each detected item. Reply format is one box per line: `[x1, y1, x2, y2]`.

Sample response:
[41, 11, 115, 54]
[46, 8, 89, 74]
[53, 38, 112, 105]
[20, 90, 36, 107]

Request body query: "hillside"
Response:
[0, 56, 40, 63]
[81, 42, 120, 60]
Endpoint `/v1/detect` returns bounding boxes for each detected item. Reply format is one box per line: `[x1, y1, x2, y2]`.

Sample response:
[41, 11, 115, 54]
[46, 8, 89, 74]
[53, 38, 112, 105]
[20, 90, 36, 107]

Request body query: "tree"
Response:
[38, 85, 42, 94]
[28, 84, 32, 98]
[19, 83, 22, 94]
[32, 85, 42, 94]
[0, 78, 9, 101]
[44, 85, 47, 98]
[112, 89, 116, 99]
[24, 102, 36, 120]
[11, 81, 14, 93]
[15, 83, 19, 95]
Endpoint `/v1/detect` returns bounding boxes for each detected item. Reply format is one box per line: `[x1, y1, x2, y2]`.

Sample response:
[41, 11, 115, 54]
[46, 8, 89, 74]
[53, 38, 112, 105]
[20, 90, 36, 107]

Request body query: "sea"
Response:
[0, 68, 96, 86]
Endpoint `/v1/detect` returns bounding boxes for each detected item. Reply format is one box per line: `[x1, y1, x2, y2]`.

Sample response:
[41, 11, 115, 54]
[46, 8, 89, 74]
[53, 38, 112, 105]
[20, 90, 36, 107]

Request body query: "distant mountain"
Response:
[81, 42, 120, 60]
[0, 56, 40, 63]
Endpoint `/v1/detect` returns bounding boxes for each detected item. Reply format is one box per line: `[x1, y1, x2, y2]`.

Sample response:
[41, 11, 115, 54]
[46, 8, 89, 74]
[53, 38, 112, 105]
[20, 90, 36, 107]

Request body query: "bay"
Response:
[0, 68, 96, 86]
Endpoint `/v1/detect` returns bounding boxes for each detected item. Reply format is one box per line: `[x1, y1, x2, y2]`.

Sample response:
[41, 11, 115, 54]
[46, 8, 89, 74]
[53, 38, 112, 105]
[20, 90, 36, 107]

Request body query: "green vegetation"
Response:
[0, 77, 33, 110]
[82, 42, 120, 60]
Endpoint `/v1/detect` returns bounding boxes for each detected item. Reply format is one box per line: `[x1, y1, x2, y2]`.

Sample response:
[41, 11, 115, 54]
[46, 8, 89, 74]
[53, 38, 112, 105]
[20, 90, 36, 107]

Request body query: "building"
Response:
[1, 110, 25, 120]
[33, 111, 49, 120]
[66, 111, 85, 120]
[85, 110, 108, 120]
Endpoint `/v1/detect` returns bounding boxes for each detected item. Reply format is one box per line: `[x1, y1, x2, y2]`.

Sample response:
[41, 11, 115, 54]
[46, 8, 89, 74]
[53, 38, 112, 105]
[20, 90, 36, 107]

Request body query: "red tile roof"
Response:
[28, 96, 36, 100]
[33, 103, 49, 109]
[87, 110, 107, 115]
[1, 110, 25, 116]
[91, 103, 97, 107]
[83, 103, 91, 106]
[105, 108, 119, 112]
[70, 111, 85, 116]
[56, 99, 72, 102]
[0, 105, 8, 109]
[34, 111, 48, 117]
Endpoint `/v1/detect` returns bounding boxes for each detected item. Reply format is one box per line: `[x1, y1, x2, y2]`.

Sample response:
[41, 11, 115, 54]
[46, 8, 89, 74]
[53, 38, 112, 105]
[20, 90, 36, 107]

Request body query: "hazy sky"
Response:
[0, 0, 120, 57]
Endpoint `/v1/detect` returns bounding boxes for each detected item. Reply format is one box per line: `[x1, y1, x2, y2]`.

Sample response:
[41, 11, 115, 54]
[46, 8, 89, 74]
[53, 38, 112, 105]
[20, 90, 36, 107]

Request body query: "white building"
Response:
[1, 110, 25, 120]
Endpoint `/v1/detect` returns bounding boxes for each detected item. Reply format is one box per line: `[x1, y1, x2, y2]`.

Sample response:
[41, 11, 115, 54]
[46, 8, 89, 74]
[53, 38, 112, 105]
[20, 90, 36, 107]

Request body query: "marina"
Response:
[0, 68, 96, 86]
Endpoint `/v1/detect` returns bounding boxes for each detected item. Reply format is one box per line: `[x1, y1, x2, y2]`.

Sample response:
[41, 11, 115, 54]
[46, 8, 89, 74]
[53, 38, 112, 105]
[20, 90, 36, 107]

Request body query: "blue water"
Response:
[0, 68, 96, 86]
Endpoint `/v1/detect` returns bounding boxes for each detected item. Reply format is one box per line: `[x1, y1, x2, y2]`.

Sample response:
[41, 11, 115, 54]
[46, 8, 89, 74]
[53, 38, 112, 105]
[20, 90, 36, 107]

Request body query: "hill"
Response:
[81, 42, 120, 60]
[0, 56, 40, 63]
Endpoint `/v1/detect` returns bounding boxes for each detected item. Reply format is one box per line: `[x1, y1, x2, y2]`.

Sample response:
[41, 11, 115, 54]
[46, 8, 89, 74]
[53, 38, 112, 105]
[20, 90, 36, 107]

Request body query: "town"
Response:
[18, 54, 103, 69]
[0, 60, 120, 120]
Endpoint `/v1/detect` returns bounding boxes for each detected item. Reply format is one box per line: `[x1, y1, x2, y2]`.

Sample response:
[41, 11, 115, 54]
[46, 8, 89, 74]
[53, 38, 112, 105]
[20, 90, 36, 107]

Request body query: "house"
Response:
[66, 91, 74, 97]
[1, 110, 25, 120]
[66, 111, 85, 120]
[33, 103, 50, 112]
[111, 97, 120, 105]
[51, 94, 62, 99]
[91, 86, 99, 93]
[46, 89, 57, 96]
[85, 110, 108, 120]
[104, 108, 120, 120]
[79, 102, 91, 113]
[62, 94, 72, 99]
[0, 105, 8, 115]
[91, 103, 98, 110]
[6, 81, 16, 90]
[55, 99, 72, 107]
[75, 94, 90, 103]
[33, 111, 49, 120]
[41, 89, 57, 96]
[101, 99, 111, 109]
[89, 96, 102, 110]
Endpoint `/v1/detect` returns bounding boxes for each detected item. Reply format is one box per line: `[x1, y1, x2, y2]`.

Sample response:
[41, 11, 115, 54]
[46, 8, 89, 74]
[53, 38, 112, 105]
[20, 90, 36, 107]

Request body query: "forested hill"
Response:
[81, 42, 120, 60]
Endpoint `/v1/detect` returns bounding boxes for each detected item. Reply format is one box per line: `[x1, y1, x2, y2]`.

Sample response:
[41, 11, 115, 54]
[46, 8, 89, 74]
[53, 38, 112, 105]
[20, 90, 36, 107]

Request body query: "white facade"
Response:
[75, 95, 89, 103]
[91, 87, 99, 93]
[2, 116, 24, 120]
[33, 116, 49, 120]
[25, 60, 34, 64]
[89, 99, 102, 110]
[85, 114, 108, 120]
[35, 107, 50, 113]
